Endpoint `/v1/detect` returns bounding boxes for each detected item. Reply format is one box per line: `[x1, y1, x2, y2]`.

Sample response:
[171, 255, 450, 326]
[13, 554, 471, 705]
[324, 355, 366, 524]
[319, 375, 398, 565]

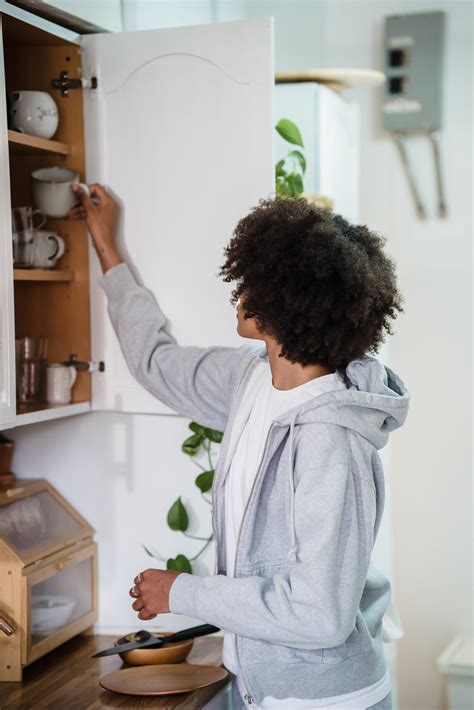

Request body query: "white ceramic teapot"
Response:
[9, 91, 58, 139]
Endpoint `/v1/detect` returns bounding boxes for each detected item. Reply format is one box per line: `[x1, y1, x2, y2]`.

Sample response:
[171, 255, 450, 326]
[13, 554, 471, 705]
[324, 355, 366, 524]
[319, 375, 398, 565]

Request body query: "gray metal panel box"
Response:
[383, 12, 445, 132]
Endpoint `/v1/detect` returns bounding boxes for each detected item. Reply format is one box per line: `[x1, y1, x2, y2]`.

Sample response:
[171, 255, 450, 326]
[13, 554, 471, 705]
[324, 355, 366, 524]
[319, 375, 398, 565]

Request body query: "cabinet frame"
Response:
[0, 7, 93, 430]
[0, 14, 15, 429]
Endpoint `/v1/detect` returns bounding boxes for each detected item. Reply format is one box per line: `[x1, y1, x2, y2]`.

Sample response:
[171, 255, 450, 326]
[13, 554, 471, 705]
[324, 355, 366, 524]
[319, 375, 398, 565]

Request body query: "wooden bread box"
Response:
[0, 479, 97, 681]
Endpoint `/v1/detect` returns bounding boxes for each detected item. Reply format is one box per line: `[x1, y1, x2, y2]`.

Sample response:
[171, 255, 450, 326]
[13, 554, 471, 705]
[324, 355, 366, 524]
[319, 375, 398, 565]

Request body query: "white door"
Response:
[0, 15, 16, 429]
[82, 17, 274, 414]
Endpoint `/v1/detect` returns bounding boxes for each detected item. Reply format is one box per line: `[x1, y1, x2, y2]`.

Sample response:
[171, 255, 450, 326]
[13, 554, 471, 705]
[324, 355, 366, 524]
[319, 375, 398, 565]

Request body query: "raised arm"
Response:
[68, 184, 254, 429]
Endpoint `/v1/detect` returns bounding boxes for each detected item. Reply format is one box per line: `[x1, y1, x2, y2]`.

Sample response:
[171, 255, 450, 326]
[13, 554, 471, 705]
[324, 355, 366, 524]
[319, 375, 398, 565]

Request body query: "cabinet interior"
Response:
[3, 14, 91, 408]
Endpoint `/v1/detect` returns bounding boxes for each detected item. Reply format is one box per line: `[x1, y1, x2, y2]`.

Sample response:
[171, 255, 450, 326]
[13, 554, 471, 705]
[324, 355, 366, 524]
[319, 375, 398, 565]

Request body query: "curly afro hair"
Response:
[218, 197, 403, 369]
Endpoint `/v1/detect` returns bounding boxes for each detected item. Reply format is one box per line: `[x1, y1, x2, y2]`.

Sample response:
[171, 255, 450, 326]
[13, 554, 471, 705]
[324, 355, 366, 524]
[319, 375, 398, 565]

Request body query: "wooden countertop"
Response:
[0, 634, 230, 709]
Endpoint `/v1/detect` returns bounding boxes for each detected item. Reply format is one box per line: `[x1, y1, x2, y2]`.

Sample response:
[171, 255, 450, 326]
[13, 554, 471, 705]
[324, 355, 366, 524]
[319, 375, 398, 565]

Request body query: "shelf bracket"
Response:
[52, 71, 98, 97]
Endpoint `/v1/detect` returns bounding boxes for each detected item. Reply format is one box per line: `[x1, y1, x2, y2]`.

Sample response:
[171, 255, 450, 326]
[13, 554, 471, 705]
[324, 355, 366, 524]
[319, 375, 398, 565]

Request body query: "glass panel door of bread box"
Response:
[28, 545, 96, 661]
[0, 479, 97, 680]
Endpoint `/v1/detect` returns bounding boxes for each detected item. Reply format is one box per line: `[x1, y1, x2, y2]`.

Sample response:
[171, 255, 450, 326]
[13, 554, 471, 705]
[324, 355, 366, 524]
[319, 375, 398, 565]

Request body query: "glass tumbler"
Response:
[17, 336, 48, 404]
[12, 206, 46, 268]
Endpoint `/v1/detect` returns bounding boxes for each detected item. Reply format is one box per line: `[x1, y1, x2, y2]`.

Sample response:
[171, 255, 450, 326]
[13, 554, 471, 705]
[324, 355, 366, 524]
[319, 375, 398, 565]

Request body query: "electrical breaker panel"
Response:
[383, 11, 445, 132]
[382, 11, 447, 218]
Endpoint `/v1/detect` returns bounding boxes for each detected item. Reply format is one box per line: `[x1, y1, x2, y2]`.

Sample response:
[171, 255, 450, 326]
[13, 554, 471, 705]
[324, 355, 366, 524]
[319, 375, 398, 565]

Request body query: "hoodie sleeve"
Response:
[169, 458, 377, 649]
[99, 263, 253, 431]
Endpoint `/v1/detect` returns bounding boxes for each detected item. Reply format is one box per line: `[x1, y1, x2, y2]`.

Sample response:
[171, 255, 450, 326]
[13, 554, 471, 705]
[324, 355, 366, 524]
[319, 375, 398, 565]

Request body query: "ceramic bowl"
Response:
[116, 631, 194, 666]
[31, 594, 76, 633]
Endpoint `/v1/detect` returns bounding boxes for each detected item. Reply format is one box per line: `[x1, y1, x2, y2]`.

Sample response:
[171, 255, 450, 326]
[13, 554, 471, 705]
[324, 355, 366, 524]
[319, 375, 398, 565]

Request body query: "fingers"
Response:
[89, 183, 110, 202]
[131, 570, 158, 619]
[67, 205, 86, 220]
[71, 184, 96, 216]
[138, 610, 157, 621]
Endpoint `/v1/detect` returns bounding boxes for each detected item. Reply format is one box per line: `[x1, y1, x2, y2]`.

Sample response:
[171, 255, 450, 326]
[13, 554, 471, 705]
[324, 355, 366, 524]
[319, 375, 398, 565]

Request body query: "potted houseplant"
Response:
[275, 117, 333, 209]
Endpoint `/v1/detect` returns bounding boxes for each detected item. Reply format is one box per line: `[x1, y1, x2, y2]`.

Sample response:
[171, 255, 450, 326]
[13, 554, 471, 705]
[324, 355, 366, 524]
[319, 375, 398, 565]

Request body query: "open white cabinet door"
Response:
[82, 17, 274, 414]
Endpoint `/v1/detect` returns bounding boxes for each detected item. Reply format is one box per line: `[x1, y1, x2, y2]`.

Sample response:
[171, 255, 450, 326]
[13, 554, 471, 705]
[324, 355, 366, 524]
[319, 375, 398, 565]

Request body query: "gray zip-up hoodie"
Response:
[101, 263, 410, 705]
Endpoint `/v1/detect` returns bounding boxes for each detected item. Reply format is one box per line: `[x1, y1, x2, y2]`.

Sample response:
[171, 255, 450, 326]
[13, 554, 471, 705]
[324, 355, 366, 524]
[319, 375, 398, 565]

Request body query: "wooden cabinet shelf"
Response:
[8, 129, 69, 156]
[14, 269, 74, 282]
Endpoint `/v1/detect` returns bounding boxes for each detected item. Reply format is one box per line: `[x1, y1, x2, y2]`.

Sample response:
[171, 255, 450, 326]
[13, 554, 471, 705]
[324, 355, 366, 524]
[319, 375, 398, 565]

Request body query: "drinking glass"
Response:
[12, 206, 46, 268]
[16, 336, 48, 404]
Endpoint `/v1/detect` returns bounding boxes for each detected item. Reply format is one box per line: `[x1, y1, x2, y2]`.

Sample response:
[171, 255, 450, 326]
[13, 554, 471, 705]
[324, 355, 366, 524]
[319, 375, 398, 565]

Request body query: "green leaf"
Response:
[287, 172, 304, 198]
[275, 159, 286, 178]
[182, 432, 203, 456]
[167, 497, 189, 531]
[195, 469, 214, 493]
[203, 427, 223, 443]
[167, 554, 192, 574]
[275, 119, 304, 148]
[189, 422, 206, 435]
[276, 177, 290, 197]
[288, 150, 306, 175]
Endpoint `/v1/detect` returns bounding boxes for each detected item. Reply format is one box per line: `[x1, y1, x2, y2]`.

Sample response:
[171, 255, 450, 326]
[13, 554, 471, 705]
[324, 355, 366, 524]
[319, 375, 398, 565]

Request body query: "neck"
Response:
[264, 338, 334, 390]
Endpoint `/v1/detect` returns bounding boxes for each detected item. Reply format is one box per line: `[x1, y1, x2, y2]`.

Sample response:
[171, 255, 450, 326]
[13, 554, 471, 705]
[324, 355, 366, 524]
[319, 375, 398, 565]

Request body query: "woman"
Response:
[70, 185, 409, 709]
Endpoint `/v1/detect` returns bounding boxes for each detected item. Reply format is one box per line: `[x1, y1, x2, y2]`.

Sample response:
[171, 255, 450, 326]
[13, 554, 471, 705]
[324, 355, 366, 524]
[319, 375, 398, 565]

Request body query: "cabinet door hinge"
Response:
[52, 71, 98, 97]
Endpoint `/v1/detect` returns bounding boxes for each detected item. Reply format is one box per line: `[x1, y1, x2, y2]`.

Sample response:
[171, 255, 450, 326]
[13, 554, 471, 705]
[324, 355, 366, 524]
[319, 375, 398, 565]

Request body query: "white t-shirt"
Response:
[222, 360, 391, 709]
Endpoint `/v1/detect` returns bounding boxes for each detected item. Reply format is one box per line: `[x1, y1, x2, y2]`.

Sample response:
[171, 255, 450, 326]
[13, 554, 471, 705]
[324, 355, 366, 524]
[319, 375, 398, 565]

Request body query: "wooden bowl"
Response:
[116, 631, 194, 666]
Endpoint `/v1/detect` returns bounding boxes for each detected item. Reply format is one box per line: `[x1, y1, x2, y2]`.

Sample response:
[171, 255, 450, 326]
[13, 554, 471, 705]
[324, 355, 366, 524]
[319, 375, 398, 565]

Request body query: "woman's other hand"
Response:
[129, 568, 181, 620]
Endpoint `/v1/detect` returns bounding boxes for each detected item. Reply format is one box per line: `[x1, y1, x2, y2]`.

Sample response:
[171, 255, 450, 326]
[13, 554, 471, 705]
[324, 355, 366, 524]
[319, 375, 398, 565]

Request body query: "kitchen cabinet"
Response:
[0, 2, 274, 428]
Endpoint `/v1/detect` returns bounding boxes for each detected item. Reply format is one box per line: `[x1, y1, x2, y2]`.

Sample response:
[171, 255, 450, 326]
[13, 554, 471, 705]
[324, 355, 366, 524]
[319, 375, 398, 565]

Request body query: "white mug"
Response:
[32, 167, 90, 218]
[46, 364, 77, 405]
[32, 231, 66, 269]
[9, 90, 58, 139]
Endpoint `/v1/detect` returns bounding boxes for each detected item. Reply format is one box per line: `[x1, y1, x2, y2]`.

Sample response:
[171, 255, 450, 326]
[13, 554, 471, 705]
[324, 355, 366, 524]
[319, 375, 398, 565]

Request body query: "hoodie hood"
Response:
[256, 349, 410, 451]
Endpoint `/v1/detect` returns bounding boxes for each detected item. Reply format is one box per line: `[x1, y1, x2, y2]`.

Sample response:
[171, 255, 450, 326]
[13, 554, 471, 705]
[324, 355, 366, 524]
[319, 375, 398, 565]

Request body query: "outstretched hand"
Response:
[68, 183, 122, 273]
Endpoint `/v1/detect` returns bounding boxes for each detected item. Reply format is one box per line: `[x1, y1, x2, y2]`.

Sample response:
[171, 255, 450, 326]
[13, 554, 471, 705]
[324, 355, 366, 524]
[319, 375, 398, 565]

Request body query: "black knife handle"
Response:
[166, 623, 219, 644]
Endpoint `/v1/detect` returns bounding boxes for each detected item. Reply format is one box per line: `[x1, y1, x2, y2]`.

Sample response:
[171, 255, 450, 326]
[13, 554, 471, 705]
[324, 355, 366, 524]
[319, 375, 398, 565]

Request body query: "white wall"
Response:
[45, 0, 123, 31]
[121, 0, 214, 31]
[321, 2, 473, 709]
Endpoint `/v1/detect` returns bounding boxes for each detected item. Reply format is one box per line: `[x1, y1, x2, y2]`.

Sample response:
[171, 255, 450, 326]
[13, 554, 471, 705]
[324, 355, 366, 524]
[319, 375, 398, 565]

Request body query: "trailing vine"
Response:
[143, 422, 222, 574]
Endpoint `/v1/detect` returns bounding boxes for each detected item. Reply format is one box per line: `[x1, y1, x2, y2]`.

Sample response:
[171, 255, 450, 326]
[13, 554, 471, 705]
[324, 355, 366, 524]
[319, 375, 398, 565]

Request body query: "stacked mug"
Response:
[12, 206, 66, 269]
